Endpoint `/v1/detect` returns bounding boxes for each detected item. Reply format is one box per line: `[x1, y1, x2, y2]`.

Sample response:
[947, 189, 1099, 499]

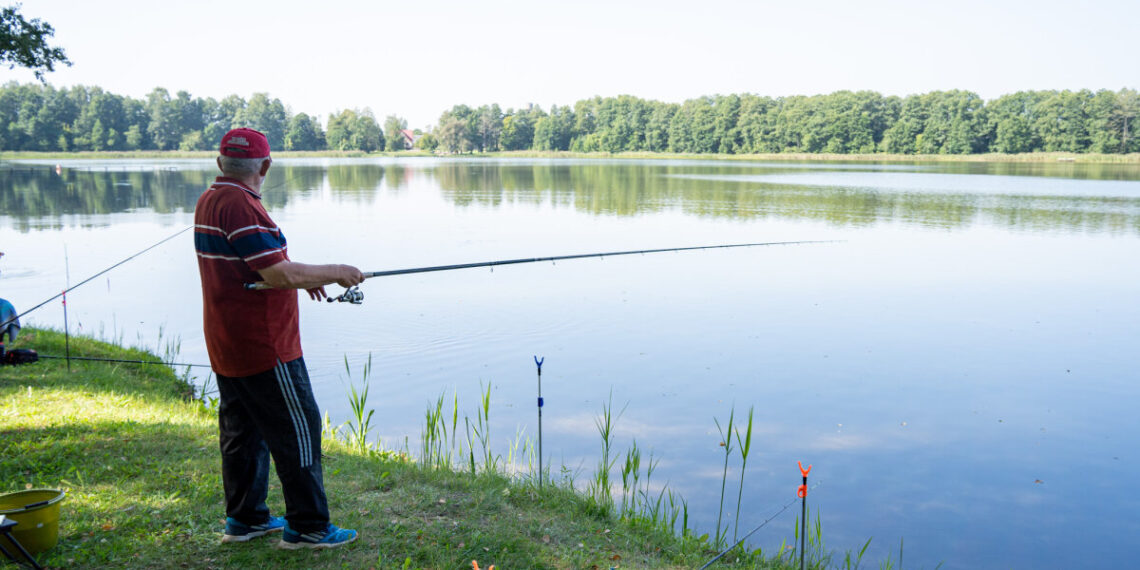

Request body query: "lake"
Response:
[2, 157, 1138, 568]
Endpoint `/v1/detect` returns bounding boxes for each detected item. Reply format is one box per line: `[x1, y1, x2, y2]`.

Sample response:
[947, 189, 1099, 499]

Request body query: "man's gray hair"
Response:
[218, 155, 269, 176]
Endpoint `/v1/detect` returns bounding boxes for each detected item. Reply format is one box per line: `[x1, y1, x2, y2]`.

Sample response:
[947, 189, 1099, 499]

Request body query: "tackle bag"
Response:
[2, 348, 38, 365]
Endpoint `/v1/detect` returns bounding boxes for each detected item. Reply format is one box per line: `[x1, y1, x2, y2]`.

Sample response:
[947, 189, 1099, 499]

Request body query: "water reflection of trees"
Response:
[429, 162, 1140, 235]
[0, 163, 406, 225]
[1, 166, 214, 227]
[4, 161, 1138, 236]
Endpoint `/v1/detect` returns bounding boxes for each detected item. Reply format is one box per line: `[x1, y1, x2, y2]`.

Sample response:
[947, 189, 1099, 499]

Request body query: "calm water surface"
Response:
[2, 158, 1139, 569]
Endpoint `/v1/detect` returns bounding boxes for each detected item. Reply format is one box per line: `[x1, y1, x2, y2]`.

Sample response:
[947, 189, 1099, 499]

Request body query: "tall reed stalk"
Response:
[733, 405, 755, 544]
[422, 393, 445, 469]
[620, 441, 642, 517]
[471, 381, 495, 472]
[713, 406, 736, 549]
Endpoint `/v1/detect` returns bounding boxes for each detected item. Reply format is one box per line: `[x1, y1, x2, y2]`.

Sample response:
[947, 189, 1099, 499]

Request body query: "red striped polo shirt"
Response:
[194, 177, 301, 377]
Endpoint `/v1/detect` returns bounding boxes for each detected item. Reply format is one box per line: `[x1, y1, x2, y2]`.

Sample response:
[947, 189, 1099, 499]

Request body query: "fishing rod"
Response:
[243, 240, 842, 300]
[698, 480, 822, 570]
[8, 225, 192, 326]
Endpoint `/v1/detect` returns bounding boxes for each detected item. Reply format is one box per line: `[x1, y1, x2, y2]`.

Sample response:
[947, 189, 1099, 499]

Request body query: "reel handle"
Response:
[327, 285, 364, 304]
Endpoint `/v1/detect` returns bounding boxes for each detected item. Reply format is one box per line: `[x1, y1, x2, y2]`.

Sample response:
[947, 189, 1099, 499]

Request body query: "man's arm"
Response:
[257, 260, 365, 291]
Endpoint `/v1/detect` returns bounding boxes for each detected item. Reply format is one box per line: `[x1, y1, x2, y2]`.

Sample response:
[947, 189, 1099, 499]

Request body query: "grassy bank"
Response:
[3, 149, 1138, 163]
[2, 329, 847, 569]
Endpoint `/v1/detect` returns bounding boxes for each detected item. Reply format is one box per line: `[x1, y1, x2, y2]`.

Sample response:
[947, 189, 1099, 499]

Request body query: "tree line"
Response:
[1, 82, 1137, 155]
[0, 82, 410, 153]
[426, 89, 1138, 155]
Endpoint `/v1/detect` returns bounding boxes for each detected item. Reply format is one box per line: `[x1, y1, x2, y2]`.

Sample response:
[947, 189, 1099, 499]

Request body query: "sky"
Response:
[6, 0, 1139, 129]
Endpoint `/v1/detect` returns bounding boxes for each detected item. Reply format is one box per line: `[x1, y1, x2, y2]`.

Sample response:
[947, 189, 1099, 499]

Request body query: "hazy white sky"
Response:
[6, 0, 1138, 128]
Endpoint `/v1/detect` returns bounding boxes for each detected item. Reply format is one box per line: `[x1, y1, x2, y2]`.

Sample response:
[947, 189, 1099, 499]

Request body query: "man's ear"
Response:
[259, 158, 272, 176]
[216, 156, 224, 172]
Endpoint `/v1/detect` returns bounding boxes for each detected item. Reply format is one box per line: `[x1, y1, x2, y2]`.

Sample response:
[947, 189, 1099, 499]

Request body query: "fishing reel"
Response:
[328, 286, 364, 304]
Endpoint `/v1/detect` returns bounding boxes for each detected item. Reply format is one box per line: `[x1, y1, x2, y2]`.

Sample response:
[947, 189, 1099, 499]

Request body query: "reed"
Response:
[642, 451, 664, 527]
[422, 392, 445, 468]
[471, 381, 496, 472]
[504, 425, 530, 477]
[587, 391, 623, 517]
[734, 405, 755, 543]
[343, 354, 378, 456]
[840, 537, 874, 570]
[789, 506, 831, 569]
[620, 440, 642, 517]
[464, 416, 476, 473]
[714, 406, 737, 549]
[450, 391, 460, 463]
[322, 374, 894, 568]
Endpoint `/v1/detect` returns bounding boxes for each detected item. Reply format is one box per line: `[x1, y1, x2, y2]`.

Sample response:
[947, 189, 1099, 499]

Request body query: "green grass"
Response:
[0, 329, 764, 568]
[1, 328, 900, 568]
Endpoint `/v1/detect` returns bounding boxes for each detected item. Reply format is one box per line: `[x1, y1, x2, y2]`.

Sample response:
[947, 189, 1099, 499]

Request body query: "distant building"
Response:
[399, 129, 419, 150]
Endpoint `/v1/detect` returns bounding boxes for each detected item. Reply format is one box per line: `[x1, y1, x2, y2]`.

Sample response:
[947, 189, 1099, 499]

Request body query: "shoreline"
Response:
[3, 149, 1139, 164]
[0, 328, 832, 568]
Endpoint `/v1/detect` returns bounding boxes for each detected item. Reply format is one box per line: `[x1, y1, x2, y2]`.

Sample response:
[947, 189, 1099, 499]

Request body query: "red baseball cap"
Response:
[219, 128, 271, 158]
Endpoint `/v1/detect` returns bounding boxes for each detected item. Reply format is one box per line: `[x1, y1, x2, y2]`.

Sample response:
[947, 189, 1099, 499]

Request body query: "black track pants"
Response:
[216, 357, 330, 533]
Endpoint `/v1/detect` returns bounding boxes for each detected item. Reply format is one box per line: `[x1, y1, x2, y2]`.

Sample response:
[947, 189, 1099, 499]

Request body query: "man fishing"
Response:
[194, 128, 364, 549]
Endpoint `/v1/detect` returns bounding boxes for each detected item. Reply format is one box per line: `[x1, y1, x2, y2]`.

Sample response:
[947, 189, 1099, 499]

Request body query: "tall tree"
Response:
[326, 108, 382, 151]
[1033, 90, 1093, 152]
[34, 84, 78, 150]
[325, 109, 356, 151]
[235, 93, 287, 150]
[532, 105, 574, 151]
[436, 105, 478, 152]
[284, 112, 325, 150]
[383, 115, 408, 151]
[500, 105, 544, 151]
[0, 4, 70, 80]
[353, 109, 383, 152]
[145, 88, 182, 150]
[201, 94, 245, 145]
[435, 115, 468, 153]
[1108, 89, 1139, 153]
[476, 104, 502, 152]
[644, 100, 678, 152]
[984, 91, 1042, 154]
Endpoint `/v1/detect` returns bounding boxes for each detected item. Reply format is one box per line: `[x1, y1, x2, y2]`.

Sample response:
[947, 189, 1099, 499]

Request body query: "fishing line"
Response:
[698, 481, 822, 570]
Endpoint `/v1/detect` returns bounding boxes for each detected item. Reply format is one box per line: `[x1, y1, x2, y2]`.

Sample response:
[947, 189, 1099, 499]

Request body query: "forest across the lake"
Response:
[2, 82, 1137, 157]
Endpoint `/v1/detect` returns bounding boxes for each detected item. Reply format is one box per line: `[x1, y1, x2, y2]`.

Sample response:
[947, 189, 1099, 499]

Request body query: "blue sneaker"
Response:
[276, 523, 358, 550]
[221, 516, 286, 543]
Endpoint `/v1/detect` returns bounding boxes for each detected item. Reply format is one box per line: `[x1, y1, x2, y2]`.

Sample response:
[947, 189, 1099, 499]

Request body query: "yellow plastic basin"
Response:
[0, 489, 66, 554]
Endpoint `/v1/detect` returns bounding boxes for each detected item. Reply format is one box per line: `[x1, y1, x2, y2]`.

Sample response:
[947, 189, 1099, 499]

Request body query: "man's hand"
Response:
[258, 261, 366, 291]
[306, 286, 328, 301]
[336, 265, 366, 288]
